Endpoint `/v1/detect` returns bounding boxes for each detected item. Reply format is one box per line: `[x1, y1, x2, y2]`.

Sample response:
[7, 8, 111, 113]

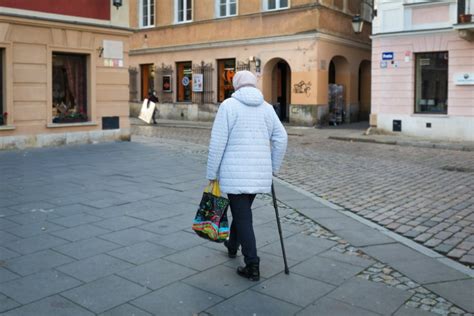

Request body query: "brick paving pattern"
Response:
[132, 123, 474, 266]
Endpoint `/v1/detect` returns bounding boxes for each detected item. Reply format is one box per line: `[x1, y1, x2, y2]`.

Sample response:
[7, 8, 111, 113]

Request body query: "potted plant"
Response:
[0, 112, 7, 125]
[460, 13, 472, 23]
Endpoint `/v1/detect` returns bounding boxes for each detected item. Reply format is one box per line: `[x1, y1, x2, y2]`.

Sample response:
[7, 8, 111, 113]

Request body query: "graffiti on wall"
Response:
[293, 80, 312, 97]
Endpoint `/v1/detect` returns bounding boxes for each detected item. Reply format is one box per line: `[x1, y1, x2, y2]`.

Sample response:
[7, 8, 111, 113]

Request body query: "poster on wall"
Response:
[162, 75, 172, 92]
[193, 74, 203, 92]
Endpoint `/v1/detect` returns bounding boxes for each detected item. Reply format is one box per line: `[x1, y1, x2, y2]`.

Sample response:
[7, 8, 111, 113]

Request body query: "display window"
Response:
[177, 61, 192, 102]
[415, 52, 448, 114]
[217, 59, 235, 102]
[52, 53, 88, 123]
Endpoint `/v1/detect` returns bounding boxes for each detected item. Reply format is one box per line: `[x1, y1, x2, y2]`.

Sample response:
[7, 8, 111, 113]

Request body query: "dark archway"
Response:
[263, 58, 292, 122]
[358, 60, 371, 121]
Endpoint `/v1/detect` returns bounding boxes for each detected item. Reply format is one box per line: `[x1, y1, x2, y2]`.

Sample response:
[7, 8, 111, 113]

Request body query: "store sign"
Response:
[454, 73, 474, 85]
[382, 52, 394, 60]
[193, 74, 203, 92]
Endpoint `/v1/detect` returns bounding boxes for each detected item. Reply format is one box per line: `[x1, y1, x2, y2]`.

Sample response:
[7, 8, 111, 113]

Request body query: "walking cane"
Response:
[271, 182, 290, 275]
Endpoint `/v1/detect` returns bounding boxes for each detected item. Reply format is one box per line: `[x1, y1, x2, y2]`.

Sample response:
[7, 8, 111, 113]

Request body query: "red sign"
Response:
[0, 0, 110, 20]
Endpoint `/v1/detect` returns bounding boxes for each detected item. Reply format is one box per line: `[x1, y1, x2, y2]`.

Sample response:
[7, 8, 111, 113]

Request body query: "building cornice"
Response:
[130, 32, 371, 56]
[0, 12, 133, 34]
[372, 27, 454, 38]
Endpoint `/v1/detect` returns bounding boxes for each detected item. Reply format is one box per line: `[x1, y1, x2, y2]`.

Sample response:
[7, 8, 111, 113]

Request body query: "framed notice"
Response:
[193, 74, 203, 92]
[162, 75, 172, 92]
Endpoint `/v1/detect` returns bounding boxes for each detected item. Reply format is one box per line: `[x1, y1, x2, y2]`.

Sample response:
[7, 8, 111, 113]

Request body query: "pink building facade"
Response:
[371, 0, 474, 141]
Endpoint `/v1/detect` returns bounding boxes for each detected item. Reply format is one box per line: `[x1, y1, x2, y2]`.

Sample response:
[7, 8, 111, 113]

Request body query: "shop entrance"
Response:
[328, 56, 350, 125]
[140, 63, 154, 100]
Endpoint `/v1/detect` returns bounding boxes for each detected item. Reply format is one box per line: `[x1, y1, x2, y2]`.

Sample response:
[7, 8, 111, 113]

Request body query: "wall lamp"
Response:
[352, 0, 376, 34]
[113, 0, 123, 10]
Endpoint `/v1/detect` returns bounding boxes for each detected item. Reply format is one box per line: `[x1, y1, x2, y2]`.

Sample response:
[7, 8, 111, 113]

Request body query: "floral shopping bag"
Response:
[192, 182, 230, 242]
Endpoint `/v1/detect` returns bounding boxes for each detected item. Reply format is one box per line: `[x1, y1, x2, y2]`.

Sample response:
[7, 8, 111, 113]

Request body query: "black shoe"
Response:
[224, 240, 237, 258]
[237, 263, 260, 281]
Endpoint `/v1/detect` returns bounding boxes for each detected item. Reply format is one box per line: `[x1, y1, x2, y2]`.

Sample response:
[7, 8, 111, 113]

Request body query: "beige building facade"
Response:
[0, 1, 132, 149]
[129, 0, 372, 126]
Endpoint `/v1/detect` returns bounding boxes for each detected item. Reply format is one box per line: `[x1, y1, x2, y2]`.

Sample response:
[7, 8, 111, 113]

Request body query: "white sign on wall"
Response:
[192, 74, 203, 92]
[103, 40, 123, 59]
[454, 73, 474, 86]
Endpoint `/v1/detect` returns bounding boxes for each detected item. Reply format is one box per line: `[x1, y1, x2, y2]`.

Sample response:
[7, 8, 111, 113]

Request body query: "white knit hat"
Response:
[233, 70, 257, 90]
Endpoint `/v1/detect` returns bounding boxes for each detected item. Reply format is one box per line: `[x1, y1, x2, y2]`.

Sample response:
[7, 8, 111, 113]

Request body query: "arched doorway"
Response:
[262, 58, 291, 122]
[359, 60, 371, 121]
[327, 56, 350, 125]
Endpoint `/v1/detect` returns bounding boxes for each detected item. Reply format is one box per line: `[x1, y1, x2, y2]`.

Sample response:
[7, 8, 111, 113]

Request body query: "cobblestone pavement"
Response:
[132, 123, 474, 266]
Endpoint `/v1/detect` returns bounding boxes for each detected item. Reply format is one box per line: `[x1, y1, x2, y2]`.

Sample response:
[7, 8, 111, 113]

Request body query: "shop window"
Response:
[415, 52, 448, 114]
[0, 49, 4, 126]
[176, 61, 192, 102]
[52, 53, 88, 123]
[217, 0, 237, 17]
[265, 0, 289, 11]
[140, 0, 155, 28]
[217, 59, 235, 102]
[176, 0, 192, 23]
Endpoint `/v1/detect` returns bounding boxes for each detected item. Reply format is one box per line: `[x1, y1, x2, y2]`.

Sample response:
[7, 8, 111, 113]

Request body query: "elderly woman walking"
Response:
[207, 70, 288, 281]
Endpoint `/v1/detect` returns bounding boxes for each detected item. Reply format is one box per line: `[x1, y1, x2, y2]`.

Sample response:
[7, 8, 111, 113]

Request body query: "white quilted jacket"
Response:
[206, 87, 288, 194]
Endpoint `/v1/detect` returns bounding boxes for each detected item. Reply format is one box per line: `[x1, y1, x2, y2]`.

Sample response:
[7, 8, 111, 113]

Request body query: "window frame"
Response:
[414, 51, 449, 115]
[216, 0, 238, 18]
[51, 51, 90, 124]
[139, 0, 155, 29]
[263, 0, 290, 11]
[175, 0, 193, 24]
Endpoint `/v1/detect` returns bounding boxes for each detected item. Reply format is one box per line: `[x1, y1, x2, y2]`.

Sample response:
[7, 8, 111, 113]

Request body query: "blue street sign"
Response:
[382, 52, 394, 60]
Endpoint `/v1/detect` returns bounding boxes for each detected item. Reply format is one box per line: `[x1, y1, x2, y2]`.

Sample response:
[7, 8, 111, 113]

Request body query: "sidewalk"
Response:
[0, 139, 472, 315]
[131, 118, 474, 152]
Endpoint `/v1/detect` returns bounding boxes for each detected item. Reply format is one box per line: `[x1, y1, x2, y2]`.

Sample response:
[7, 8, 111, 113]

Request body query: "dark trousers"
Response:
[227, 194, 259, 265]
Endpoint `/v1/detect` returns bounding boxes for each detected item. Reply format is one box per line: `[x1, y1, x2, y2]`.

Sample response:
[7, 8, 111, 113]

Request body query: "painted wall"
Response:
[371, 31, 474, 140]
[0, 15, 131, 147]
[0, 0, 110, 20]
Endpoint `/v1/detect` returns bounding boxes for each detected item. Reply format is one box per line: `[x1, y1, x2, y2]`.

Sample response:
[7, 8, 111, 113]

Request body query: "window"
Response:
[176, 0, 193, 23]
[52, 53, 88, 123]
[217, 0, 237, 17]
[140, 0, 155, 28]
[217, 59, 235, 102]
[176, 61, 192, 102]
[0, 49, 4, 126]
[265, 0, 289, 11]
[415, 52, 448, 114]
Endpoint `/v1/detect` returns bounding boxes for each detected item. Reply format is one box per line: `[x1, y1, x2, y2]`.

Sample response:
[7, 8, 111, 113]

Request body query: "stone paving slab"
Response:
[1, 270, 82, 304]
[1, 140, 473, 316]
[425, 279, 474, 312]
[131, 282, 223, 315]
[205, 290, 301, 316]
[61, 275, 150, 314]
[1, 295, 94, 316]
[99, 303, 152, 316]
[328, 278, 413, 315]
[117, 258, 197, 290]
[296, 297, 381, 316]
[254, 272, 335, 307]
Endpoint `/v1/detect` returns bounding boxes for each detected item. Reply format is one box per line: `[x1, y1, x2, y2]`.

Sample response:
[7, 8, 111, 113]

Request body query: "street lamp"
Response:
[352, 14, 364, 34]
[352, 0, 375, 34]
